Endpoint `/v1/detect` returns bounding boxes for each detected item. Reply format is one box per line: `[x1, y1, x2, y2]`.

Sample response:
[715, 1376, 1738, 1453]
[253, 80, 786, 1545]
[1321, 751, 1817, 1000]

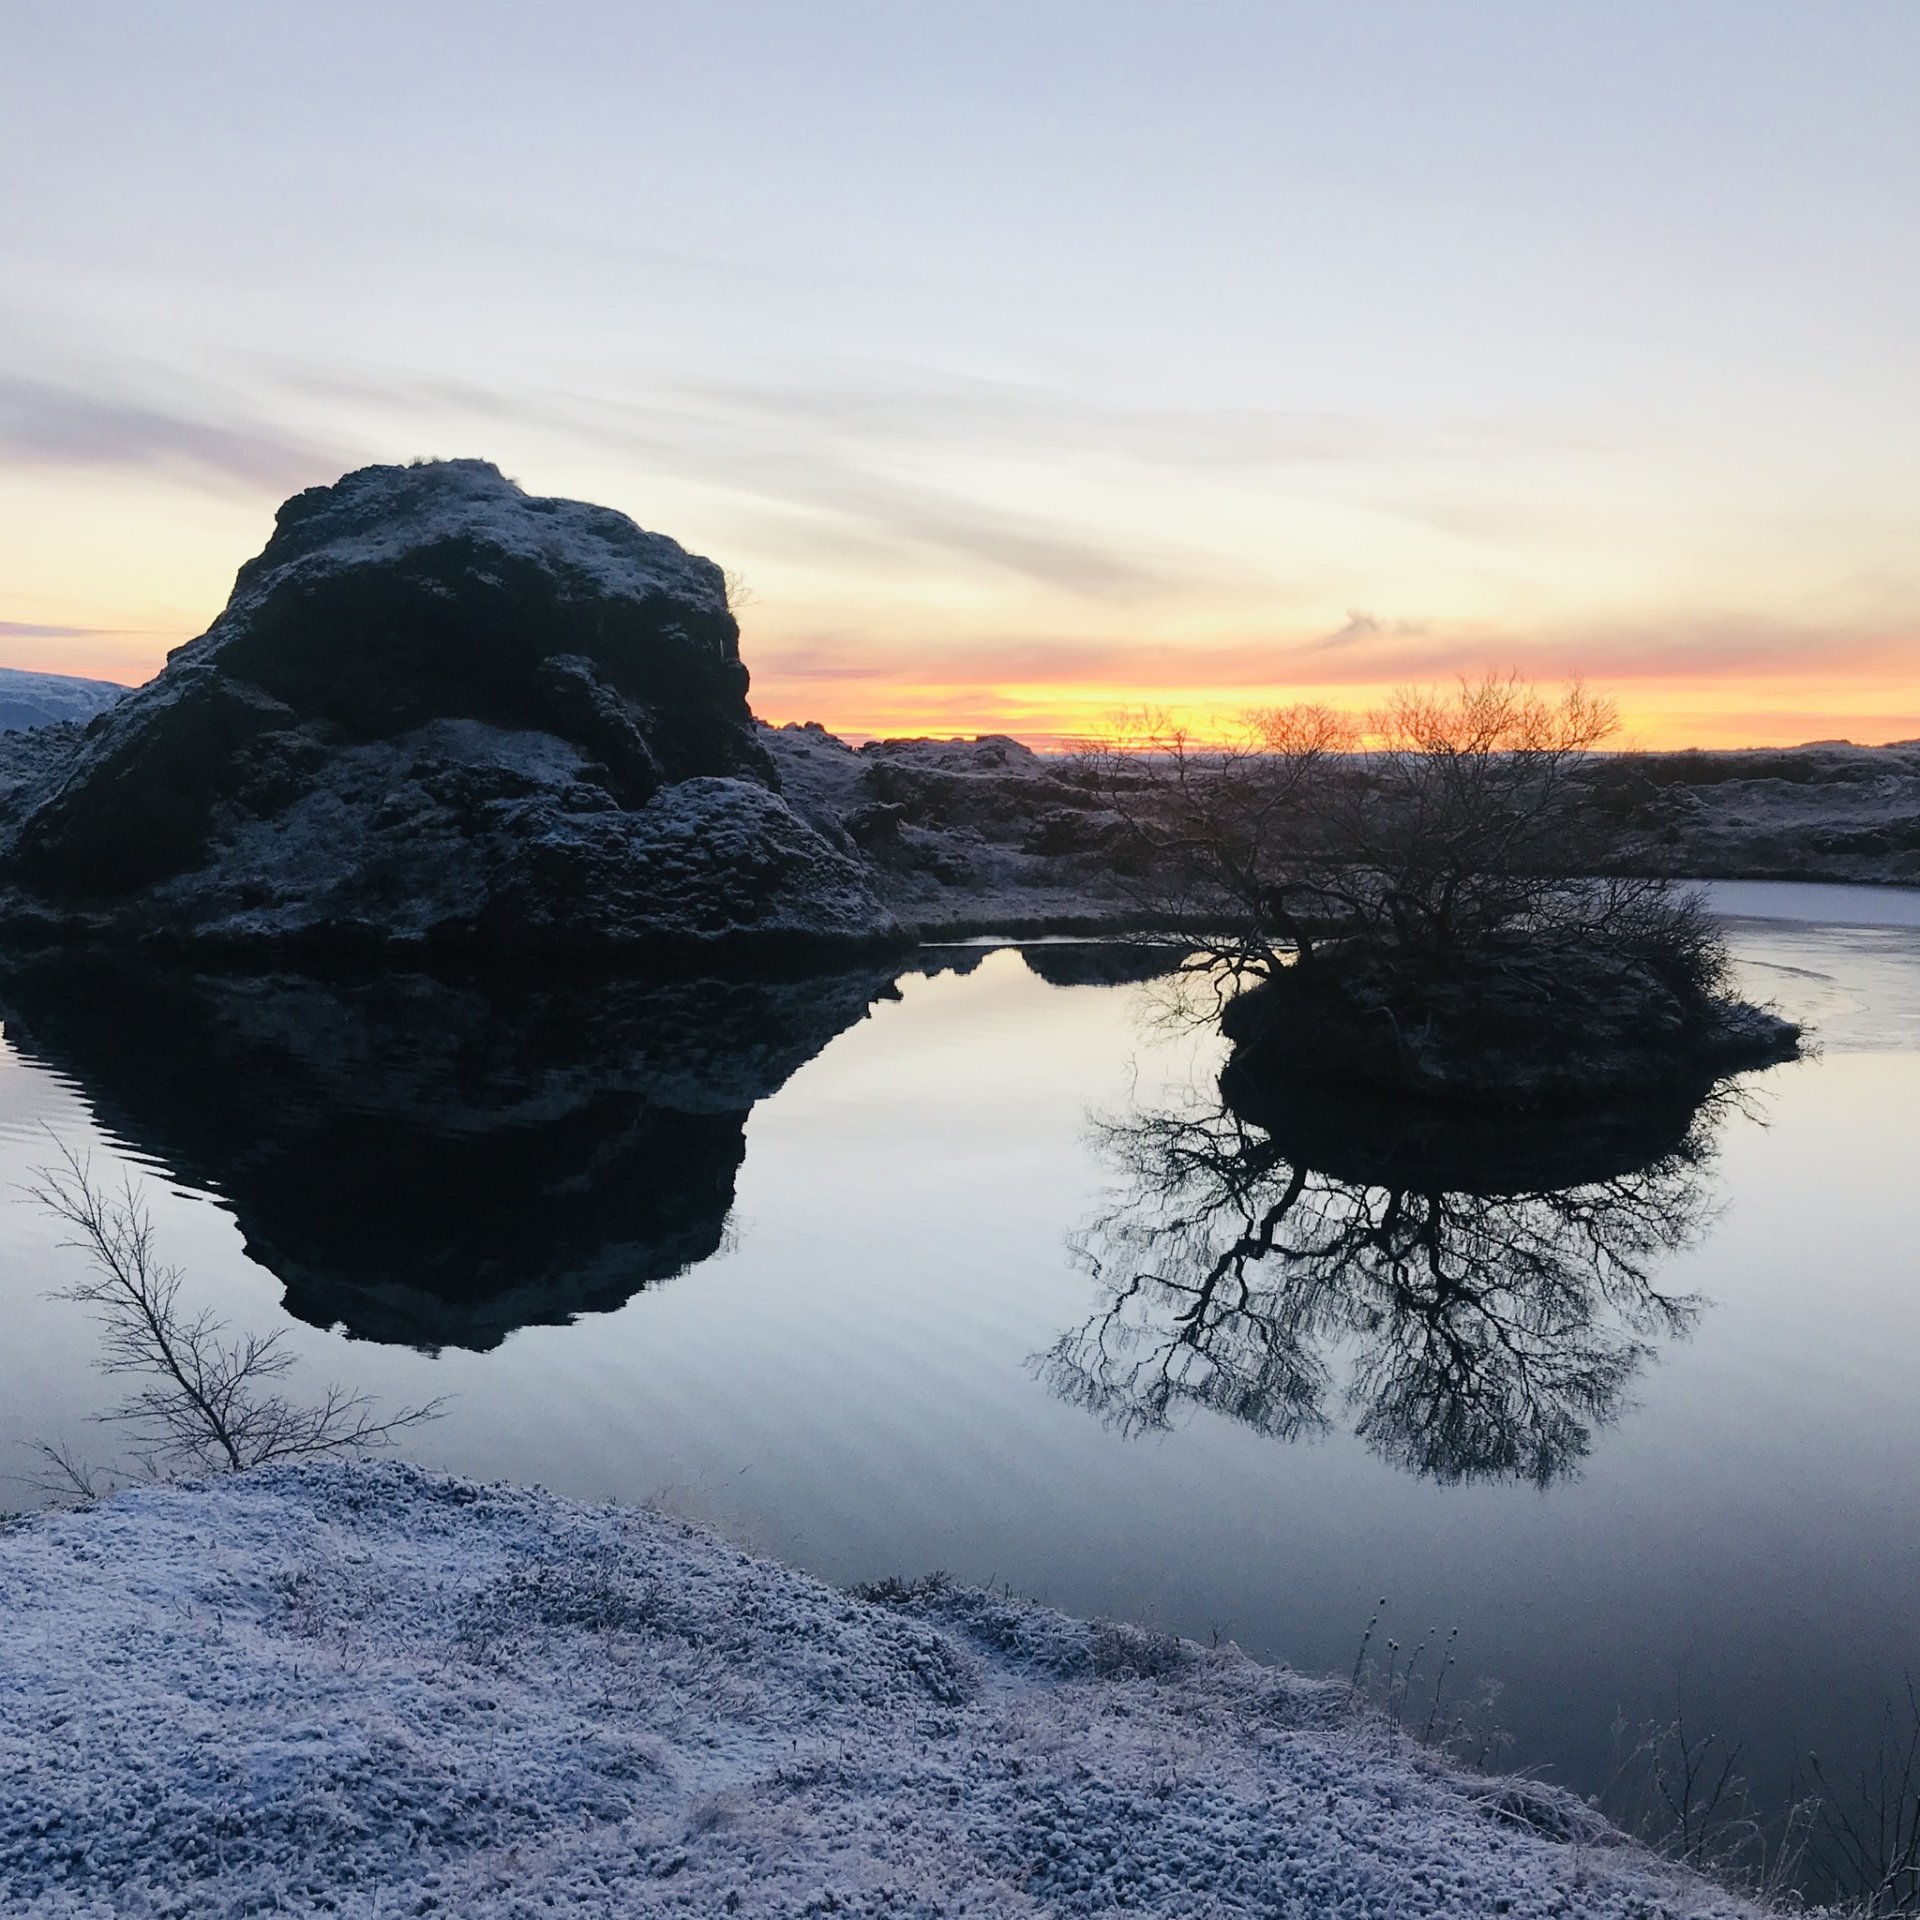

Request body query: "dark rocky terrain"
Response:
[0, 461, 899, 963]
[760, 721, 1146, 933]
[1579, 740, 1920, 886]
[760, 725, 1920, 921]
[1215, 933, 1801, 1110]
[0, 461, 1911, 964]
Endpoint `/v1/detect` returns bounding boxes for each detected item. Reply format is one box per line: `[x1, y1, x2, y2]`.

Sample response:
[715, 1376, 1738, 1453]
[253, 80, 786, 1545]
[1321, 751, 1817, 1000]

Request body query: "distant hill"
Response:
[0, 666, 129, 734]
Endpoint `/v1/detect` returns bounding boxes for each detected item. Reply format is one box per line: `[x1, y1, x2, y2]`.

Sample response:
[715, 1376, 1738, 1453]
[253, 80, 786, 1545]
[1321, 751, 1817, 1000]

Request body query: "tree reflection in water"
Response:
[1045, 1075, 1746, 1487]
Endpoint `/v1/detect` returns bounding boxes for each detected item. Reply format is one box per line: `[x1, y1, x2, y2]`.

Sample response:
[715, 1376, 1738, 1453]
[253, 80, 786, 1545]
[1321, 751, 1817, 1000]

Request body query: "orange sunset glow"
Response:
[4, 6, 1917, 753]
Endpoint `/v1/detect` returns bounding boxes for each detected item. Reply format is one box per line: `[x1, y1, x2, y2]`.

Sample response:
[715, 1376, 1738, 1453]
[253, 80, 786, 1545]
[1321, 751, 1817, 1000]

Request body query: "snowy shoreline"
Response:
[0, 1461, 1756, 1917]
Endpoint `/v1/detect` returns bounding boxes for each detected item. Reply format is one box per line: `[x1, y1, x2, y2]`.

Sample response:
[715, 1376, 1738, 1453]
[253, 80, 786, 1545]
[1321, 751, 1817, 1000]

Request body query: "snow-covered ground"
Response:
[0, 1461, 1754, 1917]
[0, 667, 125, 735]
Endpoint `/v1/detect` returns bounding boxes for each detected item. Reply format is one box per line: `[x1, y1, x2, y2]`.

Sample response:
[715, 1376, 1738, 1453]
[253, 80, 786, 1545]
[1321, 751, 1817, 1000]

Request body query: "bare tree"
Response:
[1077, 676, 1777, 1100]
[1317, 677, 1621, 951]
[1803, 1677, 1920, 1917]
[1070, 701, 1357, 991]
[1080, 677, 1662, 969]
[25, 1141, 444, 1496]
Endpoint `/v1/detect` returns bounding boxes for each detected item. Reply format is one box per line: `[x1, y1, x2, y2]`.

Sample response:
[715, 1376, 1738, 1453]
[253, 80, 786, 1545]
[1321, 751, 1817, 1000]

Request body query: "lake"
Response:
[2, 878, 1917, 1858]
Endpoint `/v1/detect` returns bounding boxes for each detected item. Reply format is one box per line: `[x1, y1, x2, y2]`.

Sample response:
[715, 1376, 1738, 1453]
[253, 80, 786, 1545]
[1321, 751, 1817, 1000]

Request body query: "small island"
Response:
[1077, 690, 1802, 1108]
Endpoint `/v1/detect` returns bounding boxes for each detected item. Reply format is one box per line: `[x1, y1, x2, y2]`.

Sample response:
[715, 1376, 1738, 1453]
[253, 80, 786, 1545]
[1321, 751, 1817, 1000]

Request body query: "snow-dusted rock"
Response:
[0, 666, 126, 735]
[0, 1461, 1758, 1918]
[0, 462, 900, 961]
[1581, 743, 1920, 887]
[760, 721, 1153, 937]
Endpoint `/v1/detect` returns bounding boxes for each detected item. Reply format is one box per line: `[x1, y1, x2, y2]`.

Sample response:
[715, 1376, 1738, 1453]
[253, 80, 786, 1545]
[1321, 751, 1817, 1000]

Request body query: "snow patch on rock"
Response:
[190, 456, 731, 636]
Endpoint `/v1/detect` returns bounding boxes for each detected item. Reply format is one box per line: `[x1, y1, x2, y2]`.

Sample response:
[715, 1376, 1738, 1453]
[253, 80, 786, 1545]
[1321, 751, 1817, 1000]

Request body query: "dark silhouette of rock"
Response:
[758, 722, 1151, 936]
[1217, 1051, 1730, 1195]
[1018, 941, 1191, 988]
[1575, 741, 1920, 886]
[1217, 939, 1801, 1110]
[0, 462, 900, 962]
[0, 955, 904, 1349]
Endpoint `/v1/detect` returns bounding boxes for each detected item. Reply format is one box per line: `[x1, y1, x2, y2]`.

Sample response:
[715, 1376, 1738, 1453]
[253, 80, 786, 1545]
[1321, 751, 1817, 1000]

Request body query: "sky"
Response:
[2, 1, 1917, 748]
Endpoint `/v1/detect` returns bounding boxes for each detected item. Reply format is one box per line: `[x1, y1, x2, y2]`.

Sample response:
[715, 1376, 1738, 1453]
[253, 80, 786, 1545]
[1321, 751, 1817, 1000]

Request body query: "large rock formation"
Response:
[0, 461, 900, 962]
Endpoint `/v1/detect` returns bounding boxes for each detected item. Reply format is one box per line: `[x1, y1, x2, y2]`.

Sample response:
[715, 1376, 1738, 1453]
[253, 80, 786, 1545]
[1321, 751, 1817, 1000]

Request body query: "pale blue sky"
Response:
[3, 1, 1916, 741]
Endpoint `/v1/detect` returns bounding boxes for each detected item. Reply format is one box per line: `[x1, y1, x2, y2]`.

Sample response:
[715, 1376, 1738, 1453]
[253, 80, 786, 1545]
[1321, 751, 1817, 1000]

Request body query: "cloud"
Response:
[744, 610, 1920, 717]
[1274, 615, 1920, 688]
[255, 359, 1481, 602]
[1308, 608, 1438, 652]
[280, 357, 1438, 474]
[0, 618, 121, 639]
[666, 371, 1391, 472]
[0, 373, 337, 493]
[664, 364, 1593, 474]
[749, 650, 893, 682]
[558, 385, 1201, 601]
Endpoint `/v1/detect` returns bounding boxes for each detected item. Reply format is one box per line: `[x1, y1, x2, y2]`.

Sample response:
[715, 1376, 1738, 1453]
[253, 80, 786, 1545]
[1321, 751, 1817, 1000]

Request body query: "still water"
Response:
[1, 880, 1916, 1830]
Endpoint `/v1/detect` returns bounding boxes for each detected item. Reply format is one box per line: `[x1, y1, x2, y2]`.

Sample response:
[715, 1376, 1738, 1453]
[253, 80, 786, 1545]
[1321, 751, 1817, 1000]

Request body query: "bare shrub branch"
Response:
[23, 1437, 119, 1504]
[1803, 1676, 1920, 1916]
[1067, 701, 1359, 985]
[1074, 676, 1709, 980]
[26, 1141, 445, 1486]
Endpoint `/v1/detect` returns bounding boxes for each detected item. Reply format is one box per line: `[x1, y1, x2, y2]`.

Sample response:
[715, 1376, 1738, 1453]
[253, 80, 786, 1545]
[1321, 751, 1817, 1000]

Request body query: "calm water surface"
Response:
[2, 879, 1916, 1827]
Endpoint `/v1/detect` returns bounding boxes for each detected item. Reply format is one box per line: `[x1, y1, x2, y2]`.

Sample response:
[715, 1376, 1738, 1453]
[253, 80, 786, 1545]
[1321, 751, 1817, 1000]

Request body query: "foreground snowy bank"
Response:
[0, 1463, 1751, 1918]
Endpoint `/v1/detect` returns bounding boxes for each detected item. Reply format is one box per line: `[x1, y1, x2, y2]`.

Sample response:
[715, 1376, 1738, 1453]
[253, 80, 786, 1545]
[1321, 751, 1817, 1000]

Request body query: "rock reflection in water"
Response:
[0, 958, 900, 1350]
[1046, 1072, 1742, 1486]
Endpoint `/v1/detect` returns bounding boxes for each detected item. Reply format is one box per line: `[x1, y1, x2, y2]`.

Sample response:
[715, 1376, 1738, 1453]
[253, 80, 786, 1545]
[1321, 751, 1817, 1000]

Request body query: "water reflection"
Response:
[0, 957, 901, 1350]
[1048, 1070, 1742, 1486]
[1018, 943, 1192, 989]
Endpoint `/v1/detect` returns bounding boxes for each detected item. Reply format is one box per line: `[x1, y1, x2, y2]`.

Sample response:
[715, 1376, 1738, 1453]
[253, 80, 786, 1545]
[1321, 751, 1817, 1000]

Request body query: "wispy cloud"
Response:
[748, 611, 1920, 716]
[283, 357, 1476, 473]
[0, 373, 337, 493]
[579, 388, 1210, 599]
[261, 358, 1530, 603]
[1270, 615, 1920, 688]
[662, 370, 1431, 472]
[0, 618, 122, 639]
[1308, 608, 1436, 652]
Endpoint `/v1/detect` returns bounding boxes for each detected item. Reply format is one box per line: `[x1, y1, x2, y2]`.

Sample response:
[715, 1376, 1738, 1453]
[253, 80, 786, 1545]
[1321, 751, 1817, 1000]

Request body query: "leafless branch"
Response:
[24, 1140, 446, 1482]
